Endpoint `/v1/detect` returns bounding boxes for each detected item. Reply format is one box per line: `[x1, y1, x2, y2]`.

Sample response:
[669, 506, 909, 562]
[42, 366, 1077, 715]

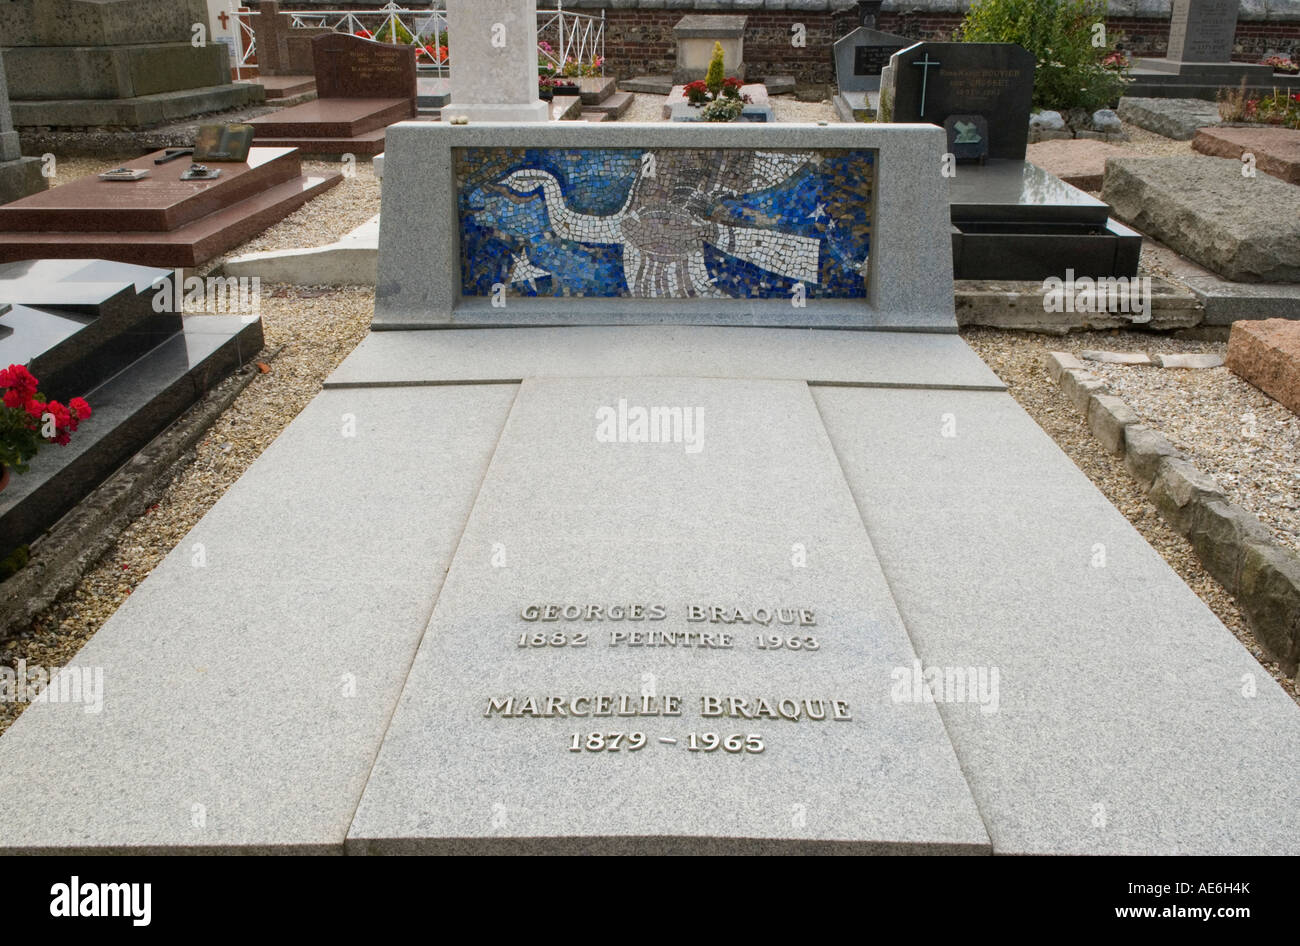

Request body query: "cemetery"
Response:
[0, 0, 1297, 860]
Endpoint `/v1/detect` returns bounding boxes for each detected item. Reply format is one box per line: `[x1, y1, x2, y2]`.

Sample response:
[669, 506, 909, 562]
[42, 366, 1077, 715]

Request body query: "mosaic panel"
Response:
[454, 148, 875, 300]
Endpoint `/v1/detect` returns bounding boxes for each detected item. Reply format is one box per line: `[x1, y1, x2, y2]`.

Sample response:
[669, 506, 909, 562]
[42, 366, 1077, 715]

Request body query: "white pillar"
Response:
[443, 0, 550, 123]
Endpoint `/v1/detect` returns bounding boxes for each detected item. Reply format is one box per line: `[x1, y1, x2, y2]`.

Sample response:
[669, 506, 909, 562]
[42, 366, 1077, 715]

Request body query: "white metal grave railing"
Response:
[230, 2, 604, 80]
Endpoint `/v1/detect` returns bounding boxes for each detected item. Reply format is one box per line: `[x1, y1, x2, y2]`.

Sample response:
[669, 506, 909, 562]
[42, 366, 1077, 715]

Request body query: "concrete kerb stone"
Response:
[1123, 423, 1183, 489]
[1150, 457, 1225, 535]
[1087, 392, 1138, 454]
[1239, 541, 1300, 675]
[1061, 367, 1109, 413]
[1045, 350, 1084, 382]
[1047, 356, 1300, 675]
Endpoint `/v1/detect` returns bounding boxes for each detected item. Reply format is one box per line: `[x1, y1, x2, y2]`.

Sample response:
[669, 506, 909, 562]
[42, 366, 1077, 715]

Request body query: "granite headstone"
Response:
[885, 42, 1035, 161]
[312, 33, 417, 102]
[834, 28, 911, 93]
[1167, 0, 1238, 63]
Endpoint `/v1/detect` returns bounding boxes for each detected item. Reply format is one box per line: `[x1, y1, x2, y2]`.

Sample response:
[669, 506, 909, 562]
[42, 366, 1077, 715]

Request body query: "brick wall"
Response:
[604, 10, 1300, 84]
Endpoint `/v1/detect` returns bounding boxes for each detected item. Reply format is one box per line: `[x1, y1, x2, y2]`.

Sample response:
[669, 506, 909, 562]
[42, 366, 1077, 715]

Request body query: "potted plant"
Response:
[538, 75, 558, 100]
[0, 364, 92, 491]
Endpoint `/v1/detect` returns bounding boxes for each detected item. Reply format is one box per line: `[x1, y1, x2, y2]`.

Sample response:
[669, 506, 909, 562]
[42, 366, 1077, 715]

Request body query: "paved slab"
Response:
[326, 326, 1005, 390]
[1103, 155, 1300, 282]
[0, 385, 517, 852]
[346, 376, 990, 854]
[1026, 138, 1140, 191]
[1117, 96, 1222, 140]
[223, 214, 378, 286]
[814, 386, 1300, 854]
[1193, 125, 1300, 185]
[1227, 318, 1300, 416]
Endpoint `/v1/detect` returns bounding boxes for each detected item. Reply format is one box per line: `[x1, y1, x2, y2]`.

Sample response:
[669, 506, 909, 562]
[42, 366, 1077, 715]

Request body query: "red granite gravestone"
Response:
[246, 34, 418, 156]
[0, 148, 341, 267]
[312, 33, 417, 101]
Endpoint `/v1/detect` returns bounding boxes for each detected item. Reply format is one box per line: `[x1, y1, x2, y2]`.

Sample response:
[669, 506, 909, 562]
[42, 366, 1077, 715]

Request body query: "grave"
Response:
[0, 259, 262, 564]
[1103, 155, 1300, 283]
[1, 119, 1298, 855]
[831, 0, 909, 122]
[0, 0, 262, 129]
[0, 147, 341, 268]
[440, 0, 550, 124]
[1129, 0, 1300, 100]
[673, 15, 747, 85]
[248, 34, 418, 156]
[1193, 126, 1300, 185]
[0, 50, 45, 206]
[882, 42, 1140, 280]
[1117, 96, 1223, 140]
[664, 85, 774, 123]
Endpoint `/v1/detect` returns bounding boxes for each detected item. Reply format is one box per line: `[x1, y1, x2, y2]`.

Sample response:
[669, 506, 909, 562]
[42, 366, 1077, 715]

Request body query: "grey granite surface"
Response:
[327, 326, 1004, 389]
[346, 376, 989, 854]
[0, 385, 517, 852]
[814, 385, 1300, 854]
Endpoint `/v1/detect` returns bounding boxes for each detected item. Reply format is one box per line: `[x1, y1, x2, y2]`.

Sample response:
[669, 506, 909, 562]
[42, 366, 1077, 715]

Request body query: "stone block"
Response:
[1238, 541, 1300, 674]
[1226, 318, 1300, 416]
[1102, 156, 1300, 283]
[1045, 350, 1084, 382]
[1186, 498, 1274, 596]
[1061, 367, 1109, 413]
[1027, 138, 1140, 191]
[1116, 97, 1221, 140]
[1087, 392, 1139, 454]
[1193, 125, 1300, 185]
[1123, 424, 1183, 490]
[1149, 456, 1224, 535]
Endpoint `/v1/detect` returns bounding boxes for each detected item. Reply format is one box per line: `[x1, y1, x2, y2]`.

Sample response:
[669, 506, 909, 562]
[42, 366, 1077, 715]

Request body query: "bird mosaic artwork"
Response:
[457, 147, 874, 301]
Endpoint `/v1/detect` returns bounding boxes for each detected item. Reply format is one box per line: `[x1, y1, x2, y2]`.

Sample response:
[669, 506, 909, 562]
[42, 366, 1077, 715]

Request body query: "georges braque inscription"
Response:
[500, 603, 847, 754]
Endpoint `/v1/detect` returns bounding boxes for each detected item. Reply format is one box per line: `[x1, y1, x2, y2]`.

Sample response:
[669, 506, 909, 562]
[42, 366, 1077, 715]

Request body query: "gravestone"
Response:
[833, 1, 908, 94]
[312, 33, 417, 101]
[247, 34, 417, 155]
[0, 0, 261, 128]
[1128, 0, 1284, 99]
[883, 42, 1035, 161]
[0, 49, 47, 205]
[673, 15, 747, 84]
[442, 0, 549, 123]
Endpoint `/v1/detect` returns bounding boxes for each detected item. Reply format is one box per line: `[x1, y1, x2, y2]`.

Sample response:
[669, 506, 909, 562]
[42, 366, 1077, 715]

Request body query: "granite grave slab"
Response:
[0, 148, 341, 268]
[346, 376, 990, 854]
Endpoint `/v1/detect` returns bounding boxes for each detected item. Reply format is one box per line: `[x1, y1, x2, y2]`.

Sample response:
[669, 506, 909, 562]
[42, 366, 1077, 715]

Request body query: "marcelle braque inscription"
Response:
[491, 603, 853, 756]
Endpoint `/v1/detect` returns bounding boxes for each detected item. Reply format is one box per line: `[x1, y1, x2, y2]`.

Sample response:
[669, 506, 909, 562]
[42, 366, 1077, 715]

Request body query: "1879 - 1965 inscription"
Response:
[491, 602, 851, 756]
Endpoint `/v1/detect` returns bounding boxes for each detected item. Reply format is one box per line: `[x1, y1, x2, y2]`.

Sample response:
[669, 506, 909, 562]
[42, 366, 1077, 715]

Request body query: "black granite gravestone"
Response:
[886, 42, 1035, 160]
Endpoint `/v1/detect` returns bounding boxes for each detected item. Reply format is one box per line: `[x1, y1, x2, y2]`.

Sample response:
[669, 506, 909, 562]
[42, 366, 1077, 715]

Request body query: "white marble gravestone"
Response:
[442, 0, 549, 124]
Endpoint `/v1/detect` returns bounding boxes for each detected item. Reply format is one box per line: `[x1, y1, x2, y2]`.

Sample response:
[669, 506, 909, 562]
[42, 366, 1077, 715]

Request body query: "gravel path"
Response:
[964, 326, 1299, 706]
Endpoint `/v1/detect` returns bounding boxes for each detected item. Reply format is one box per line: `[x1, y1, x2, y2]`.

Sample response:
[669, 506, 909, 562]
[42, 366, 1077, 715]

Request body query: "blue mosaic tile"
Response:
[454, 147, 875, 300]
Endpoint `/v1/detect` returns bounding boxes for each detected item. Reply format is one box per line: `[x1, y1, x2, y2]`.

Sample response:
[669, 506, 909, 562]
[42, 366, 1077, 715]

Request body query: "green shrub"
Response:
[705, 42, 726, 98]
[960, 0, 1127, 111]
[375, 19, 415, 45]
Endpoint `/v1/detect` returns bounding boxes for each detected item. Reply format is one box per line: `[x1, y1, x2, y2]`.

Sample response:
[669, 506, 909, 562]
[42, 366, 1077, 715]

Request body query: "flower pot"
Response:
[553, 83, 580, 97]
[538, 87, 554, 100]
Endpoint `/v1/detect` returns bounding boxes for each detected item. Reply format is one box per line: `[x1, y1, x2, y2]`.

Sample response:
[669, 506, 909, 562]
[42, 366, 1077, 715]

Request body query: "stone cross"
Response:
[911, 52, 941, 118]
[442, 0, 550, 123]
